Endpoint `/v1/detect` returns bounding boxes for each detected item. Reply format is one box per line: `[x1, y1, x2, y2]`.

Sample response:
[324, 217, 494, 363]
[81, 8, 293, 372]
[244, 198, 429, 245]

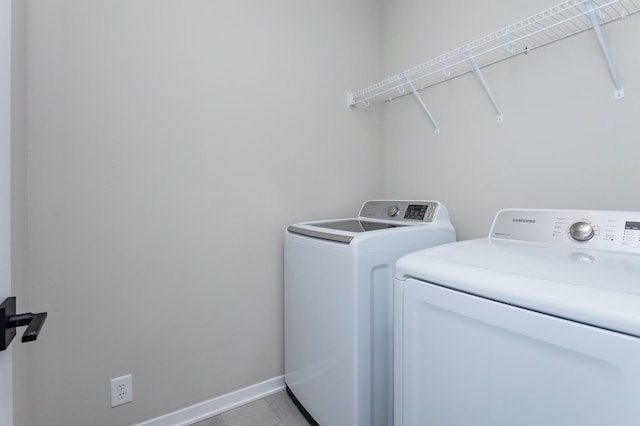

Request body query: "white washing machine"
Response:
[285, 200, 456, 426]
[394, 208, 640, 426]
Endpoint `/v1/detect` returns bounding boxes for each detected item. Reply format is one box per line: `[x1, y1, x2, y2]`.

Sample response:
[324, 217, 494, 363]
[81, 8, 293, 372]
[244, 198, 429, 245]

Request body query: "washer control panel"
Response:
[491, 209, 640, 253]
[359, 200, 440, 222]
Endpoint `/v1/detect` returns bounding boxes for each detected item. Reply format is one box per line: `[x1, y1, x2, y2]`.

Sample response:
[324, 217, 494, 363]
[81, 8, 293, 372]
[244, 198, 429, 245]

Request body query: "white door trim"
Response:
[0, 0, 14, 424]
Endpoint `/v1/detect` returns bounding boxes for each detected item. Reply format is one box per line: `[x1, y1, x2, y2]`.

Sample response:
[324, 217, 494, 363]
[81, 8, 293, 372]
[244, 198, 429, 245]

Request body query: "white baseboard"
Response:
[135, 375, 285, 426]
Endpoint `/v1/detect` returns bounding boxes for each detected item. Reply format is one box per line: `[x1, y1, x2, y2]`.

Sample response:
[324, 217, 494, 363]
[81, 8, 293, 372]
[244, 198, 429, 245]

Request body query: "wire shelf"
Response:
[348, 0, 640, 107]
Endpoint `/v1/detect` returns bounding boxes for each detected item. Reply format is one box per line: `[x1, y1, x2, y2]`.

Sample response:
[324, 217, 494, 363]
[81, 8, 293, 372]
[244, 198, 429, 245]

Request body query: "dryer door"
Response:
[395, 278, 640, 426]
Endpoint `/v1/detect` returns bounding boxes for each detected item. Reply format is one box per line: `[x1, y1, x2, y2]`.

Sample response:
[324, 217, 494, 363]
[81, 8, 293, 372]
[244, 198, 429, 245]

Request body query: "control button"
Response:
[387, 205, 399, 217]
[569, 221, 595, 242]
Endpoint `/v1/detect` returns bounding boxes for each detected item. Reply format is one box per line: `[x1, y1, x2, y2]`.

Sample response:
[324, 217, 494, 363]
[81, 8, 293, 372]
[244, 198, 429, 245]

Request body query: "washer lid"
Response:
[286, 200, 455, 246]
[396, 238, 640, 337]
[287, 219, 405, 244]
[311, 219, 406, 233]
[287, 218, 422, 245]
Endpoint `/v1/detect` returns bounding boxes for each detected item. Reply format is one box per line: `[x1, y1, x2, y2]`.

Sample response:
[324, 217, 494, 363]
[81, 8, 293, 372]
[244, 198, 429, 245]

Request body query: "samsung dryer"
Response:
[285, 200, 456, 426]
[394, 208, 640, 426]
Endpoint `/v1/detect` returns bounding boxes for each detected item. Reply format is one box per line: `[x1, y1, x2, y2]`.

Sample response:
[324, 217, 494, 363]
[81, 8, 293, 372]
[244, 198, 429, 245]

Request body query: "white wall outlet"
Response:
[110, 374, 133, 407]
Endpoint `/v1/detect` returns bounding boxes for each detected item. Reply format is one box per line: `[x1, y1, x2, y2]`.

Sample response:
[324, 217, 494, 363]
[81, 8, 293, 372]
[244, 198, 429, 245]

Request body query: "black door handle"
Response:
[1, 297, 48, 351]
[21, 312, 48, 342]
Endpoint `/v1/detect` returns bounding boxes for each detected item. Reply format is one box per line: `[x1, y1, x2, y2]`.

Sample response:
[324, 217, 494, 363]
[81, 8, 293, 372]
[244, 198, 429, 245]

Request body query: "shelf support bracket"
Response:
[406, 78, 441, 135]
[347, 92, 355, 108]
[466, 51, 504, 122]
[585, 0, 624, 99]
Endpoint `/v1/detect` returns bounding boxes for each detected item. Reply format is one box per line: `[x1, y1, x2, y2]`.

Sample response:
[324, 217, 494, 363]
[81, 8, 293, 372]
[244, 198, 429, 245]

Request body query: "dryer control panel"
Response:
[359, 200, 440, 222]
[490, 209, 640, 253]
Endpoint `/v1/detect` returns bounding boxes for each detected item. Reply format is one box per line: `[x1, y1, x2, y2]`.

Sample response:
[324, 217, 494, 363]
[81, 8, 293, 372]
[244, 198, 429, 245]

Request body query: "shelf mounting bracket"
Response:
[585, 0, 624, 99]
[466, 51, 504, 122]
[347, 92, 355, 108]
[406, 78, 441, 135]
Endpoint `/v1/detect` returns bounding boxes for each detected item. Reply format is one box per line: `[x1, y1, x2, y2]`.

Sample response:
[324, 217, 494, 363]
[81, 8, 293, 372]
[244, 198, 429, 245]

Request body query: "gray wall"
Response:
[20, 1, 640, 424]
[24, 1, 382, 425]
[381, 0, 640, 240]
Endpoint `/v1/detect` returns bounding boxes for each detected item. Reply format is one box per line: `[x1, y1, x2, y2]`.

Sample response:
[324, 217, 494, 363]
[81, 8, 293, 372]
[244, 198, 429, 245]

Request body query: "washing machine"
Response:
[284, 200, 456, 426]
[394, 208, 640, 426]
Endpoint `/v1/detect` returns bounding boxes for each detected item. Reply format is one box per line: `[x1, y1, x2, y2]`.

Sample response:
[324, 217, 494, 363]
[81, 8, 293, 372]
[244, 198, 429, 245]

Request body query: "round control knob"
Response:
[569, 221, 595, 242]
[387, 205, 399, 217]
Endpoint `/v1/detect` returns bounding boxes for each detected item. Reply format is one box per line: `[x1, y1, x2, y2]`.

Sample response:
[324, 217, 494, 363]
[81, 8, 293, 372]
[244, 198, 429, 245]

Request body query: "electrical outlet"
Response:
[110, 374, 133, 407]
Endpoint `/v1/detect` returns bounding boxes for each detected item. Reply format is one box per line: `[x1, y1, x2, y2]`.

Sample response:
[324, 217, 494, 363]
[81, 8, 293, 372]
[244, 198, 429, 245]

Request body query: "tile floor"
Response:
[190, 390, 311, 426]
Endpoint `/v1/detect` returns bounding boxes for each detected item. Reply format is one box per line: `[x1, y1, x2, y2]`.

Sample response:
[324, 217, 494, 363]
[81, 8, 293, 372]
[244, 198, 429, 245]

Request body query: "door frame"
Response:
[1, 0, 14, 424]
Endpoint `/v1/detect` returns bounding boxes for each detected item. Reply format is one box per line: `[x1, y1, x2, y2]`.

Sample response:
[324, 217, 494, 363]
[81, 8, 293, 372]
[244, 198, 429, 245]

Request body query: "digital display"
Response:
[404, 204, 428, 220]
[625, 222, 640, 231]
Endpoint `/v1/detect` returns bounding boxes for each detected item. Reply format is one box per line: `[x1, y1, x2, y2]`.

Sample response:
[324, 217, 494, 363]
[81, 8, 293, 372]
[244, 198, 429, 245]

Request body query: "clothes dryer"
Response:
[394, 209, 640, 426]
[285, 200, 455, 426]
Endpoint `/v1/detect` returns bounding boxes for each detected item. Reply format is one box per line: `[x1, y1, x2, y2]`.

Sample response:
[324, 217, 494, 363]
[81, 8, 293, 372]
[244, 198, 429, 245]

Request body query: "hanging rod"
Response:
[348, 0, 639, 108]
